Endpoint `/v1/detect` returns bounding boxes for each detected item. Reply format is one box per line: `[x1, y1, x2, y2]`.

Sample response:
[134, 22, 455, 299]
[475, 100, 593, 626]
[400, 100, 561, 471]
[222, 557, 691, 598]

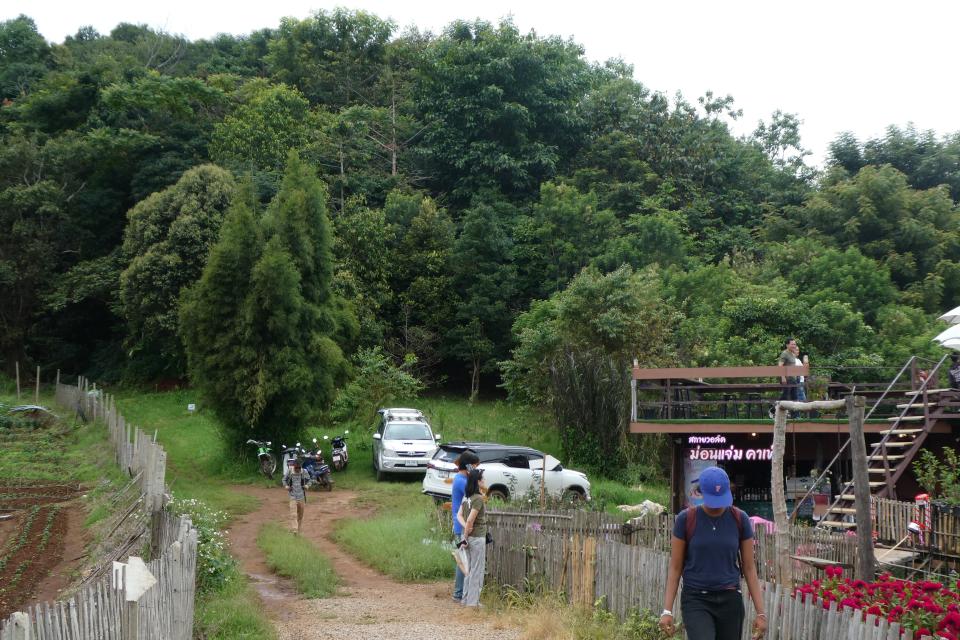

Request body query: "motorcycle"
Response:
[303, 437, 334, 491]
[330, 431, 349, 471]
[280, 442, 304, 480]
[246, 439, 276, 479]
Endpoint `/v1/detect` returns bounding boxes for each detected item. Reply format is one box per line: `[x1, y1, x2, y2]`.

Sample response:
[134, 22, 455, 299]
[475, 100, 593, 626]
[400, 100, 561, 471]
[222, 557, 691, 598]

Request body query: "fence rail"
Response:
[0, 378, 196, 640]
[485, 508, 937, 640]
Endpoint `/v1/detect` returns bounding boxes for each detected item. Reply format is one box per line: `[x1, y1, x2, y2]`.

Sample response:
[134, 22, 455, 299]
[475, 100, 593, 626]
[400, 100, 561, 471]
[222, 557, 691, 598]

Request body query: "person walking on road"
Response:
[284, 461, 308, 534]
[659, 466, 767, 640]
[457, 468, 488, 607]
[451, 450, 479, 603]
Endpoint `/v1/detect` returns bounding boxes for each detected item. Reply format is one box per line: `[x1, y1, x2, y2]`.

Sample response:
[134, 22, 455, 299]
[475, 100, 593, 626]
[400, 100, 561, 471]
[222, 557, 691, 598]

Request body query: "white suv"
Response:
[372, 408, 440, 481]
[422, 442, 591, 502]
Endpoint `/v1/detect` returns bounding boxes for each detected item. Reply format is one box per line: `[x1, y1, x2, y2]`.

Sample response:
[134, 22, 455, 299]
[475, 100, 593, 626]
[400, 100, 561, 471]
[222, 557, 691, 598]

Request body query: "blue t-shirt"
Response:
[451, 473, 467, 535]
[672, 507, 753, 591]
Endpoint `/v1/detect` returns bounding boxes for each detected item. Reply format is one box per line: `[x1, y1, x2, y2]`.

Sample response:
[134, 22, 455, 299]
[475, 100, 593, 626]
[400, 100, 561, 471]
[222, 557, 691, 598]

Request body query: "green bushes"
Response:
[256, 522, 339, 597]
[168, 497, 235, 595]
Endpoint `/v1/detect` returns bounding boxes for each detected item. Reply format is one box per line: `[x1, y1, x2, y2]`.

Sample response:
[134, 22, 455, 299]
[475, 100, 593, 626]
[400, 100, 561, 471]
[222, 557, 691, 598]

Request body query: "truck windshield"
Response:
[384, 423, 433, 440]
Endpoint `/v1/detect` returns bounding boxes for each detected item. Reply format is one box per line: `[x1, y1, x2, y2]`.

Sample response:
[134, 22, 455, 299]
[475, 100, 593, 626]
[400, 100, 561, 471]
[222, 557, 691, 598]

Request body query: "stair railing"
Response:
[806, 353, 949, 525]
[788, 355, 915, 522]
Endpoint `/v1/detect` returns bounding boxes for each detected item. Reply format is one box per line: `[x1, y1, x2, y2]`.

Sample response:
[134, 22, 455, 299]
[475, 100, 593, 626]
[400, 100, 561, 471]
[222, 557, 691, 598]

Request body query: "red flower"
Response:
[914, 628, 932, 639]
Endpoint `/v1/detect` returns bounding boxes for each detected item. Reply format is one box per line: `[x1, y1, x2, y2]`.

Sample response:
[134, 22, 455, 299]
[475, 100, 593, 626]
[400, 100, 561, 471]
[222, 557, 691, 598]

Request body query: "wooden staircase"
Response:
[816, 354, 950, 532]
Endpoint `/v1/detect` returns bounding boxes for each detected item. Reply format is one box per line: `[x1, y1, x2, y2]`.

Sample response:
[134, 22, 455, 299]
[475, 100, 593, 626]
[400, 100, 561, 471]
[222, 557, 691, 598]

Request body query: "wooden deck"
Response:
[630, 420, 953, 434]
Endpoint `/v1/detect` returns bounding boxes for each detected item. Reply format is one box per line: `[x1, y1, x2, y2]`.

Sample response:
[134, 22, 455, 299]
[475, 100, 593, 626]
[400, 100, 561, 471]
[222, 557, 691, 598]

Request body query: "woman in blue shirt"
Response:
[660, 466, 767, 639]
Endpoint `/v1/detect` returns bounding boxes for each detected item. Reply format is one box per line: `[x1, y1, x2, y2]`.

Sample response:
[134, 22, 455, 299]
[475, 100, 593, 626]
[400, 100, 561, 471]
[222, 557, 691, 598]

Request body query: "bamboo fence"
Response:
[485, 508, 939, 640]
[0, 377, 197, 639]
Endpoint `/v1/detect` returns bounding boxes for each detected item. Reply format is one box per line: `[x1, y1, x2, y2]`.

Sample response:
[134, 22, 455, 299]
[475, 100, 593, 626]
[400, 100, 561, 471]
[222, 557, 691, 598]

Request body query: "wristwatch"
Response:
[660, 609, 673, 618]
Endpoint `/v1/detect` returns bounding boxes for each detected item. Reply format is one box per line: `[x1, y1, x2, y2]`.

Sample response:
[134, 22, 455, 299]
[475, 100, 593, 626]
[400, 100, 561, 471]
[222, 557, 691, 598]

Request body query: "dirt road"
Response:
[227, 485, 521, 639]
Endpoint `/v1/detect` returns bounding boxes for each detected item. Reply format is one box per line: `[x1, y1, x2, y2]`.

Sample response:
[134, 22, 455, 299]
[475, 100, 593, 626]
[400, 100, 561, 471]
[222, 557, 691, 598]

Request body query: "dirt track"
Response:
[227, 485, 521, 639]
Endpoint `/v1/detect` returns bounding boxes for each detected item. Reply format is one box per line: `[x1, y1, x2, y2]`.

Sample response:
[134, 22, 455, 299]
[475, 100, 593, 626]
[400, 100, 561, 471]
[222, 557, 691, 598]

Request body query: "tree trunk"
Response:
[771, 403, 792, 586]
[469, 358, 479, 403]
[847, 395, 875, 581]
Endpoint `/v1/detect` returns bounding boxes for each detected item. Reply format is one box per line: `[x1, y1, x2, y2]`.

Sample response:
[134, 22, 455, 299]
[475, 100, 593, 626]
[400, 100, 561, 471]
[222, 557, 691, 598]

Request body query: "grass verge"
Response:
[334, 505, 453, 582]
[256, 522, 339, 598]
[488, 589, 676, 640]
[194, 565, 277, 640]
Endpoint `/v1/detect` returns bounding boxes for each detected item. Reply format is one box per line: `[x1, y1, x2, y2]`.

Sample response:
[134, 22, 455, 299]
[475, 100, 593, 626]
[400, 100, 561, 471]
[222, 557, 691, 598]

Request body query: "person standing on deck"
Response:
[769, 338, 799, 418]
[949, 354, 960, 390]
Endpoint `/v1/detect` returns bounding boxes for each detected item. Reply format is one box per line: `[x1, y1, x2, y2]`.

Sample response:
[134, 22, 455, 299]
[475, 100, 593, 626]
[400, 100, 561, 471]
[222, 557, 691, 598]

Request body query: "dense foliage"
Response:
[1, 11, 958, 449]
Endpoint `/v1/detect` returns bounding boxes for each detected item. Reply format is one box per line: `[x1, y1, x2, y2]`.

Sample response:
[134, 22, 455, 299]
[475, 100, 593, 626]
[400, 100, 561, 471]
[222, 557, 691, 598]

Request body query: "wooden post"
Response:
[34, 365, 39, 403]
[15, 361, 20, 400]
[771, 403, 793, 586]
[6, 611, 30, 640]
[847, 395, 875, 581]
[540, 451, 547, 508]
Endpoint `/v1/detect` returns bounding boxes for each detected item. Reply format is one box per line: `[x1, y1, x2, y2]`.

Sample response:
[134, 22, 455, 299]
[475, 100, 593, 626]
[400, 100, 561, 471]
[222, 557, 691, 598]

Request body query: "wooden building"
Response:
[629, 358, 960, 529]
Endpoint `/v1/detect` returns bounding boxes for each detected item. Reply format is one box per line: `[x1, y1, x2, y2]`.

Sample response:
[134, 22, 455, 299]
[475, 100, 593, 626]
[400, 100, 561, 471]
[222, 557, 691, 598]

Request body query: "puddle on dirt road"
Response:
[246, 572, 298, 620]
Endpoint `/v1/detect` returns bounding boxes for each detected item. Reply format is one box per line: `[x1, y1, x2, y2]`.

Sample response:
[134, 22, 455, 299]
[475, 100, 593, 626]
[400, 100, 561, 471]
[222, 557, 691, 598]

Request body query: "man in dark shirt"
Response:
[949, 354, 960, 390]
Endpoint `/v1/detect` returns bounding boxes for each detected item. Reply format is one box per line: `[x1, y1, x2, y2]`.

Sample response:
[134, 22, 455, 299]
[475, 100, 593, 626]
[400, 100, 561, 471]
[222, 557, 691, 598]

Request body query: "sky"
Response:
[5, 0, 958, 166]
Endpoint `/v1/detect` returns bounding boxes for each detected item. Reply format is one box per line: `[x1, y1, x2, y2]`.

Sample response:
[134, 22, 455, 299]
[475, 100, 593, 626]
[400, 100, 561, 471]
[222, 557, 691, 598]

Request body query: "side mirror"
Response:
[434, 434, 441, 440]
[373, 433, 382, 440]
[296, 442, 301, 447]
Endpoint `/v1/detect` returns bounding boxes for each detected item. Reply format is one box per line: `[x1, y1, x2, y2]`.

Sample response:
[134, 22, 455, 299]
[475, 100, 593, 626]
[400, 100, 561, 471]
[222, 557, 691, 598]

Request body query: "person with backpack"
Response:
[284, 461, 309, 534]
[659, 466, 767, 639]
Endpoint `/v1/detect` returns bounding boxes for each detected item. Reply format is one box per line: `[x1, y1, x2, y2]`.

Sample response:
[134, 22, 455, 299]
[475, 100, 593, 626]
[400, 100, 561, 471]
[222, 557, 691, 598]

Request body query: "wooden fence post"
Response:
[847, 395, 876, 581]
[6, 611, 30, 640]
[771, 404, 793, 586]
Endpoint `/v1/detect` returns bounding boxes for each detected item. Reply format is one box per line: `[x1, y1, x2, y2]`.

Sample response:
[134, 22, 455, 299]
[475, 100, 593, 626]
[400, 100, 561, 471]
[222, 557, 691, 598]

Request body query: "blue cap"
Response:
[698, 466, 733, 508]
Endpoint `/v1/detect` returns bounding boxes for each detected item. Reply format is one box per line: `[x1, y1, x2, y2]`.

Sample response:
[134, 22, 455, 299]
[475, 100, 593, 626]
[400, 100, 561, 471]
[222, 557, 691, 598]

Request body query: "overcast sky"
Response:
[6, 0, 958, 166]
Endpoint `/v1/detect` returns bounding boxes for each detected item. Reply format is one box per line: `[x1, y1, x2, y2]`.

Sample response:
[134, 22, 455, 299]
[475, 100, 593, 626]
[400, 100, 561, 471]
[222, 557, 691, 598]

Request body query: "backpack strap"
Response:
[684, 506, 698, 541]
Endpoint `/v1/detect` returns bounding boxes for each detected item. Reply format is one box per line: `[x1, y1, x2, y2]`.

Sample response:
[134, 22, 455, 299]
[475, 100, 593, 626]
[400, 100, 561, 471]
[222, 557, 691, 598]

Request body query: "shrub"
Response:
[794, 566, 960, 638]
[328, 347, 424, 432]
[167, 497, 235, 594]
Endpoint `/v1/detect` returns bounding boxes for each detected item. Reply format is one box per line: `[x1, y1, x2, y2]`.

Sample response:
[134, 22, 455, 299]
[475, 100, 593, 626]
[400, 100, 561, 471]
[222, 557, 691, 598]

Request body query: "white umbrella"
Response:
[939, 305, 960, 324]
[933, 324, 960, 345]
[939, 336, 960, 350]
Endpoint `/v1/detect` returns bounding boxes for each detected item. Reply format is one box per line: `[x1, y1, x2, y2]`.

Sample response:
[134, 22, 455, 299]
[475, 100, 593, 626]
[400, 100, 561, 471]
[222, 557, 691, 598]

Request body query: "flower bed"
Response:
[794, 566, 960, 639]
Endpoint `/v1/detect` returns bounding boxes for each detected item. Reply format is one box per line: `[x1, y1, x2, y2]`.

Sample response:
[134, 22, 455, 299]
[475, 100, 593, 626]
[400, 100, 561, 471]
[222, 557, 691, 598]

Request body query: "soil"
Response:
[227, 485, 521, 640]
[0, 484, 87, 619]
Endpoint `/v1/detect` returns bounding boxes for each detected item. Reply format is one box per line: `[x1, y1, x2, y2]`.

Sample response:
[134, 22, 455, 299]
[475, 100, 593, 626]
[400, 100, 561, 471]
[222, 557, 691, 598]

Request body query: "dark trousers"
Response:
[779, 378, 797, 402]
[681, 588, 744, 640]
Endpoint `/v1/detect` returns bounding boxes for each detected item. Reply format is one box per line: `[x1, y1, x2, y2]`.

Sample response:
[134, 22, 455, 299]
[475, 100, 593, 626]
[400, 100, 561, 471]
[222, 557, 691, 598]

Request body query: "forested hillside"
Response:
[3, 9, 959, 416]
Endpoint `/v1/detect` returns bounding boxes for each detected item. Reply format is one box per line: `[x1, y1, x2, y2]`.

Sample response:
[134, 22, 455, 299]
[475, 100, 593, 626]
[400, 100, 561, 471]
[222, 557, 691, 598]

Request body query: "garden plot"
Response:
[0, 483, 81, 618]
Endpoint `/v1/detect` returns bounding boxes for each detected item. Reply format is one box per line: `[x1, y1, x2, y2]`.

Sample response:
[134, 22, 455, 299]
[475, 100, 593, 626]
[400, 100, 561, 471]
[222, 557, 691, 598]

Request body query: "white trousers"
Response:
[462, 536, 486, 606]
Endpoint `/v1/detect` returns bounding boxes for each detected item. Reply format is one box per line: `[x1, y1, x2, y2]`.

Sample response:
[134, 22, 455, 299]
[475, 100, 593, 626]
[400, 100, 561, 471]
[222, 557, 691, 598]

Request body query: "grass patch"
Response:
[334, 506, 453, 582]
[256, 522, 339, 598]
[589, 479, 671, 516]
[114, 389, 265, 516]
[489, 589, 674, 639]
[194, 566, 277, 640]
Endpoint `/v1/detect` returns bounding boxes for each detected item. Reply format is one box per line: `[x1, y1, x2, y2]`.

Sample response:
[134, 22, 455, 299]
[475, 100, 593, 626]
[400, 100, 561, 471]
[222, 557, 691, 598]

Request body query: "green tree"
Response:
[0, 15, 50, 99]
[450, 197, 517, 400]
[414, 19, 591, 202]
[210, 80, 315, 179]
[120, 164, 236, 379]
[181, 153, 357, 446]
[266, 8, 395, 107]
[502, 265, 677, 473]
[513, 182, 620, 299]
